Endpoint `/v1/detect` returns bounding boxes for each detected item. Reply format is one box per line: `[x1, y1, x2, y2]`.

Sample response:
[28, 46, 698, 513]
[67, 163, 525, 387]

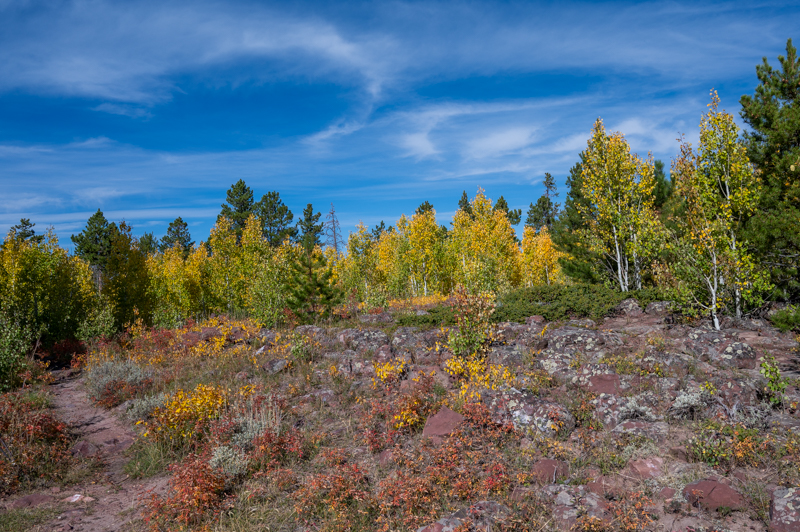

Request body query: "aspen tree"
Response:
[579, 118, 657, 292]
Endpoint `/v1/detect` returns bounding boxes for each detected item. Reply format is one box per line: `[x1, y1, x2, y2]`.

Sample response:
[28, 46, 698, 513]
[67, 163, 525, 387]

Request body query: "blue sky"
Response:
[1, 0, 797, 246]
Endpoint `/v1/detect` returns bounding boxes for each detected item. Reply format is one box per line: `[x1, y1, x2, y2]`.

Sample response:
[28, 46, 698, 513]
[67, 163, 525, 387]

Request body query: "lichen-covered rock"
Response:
[337, 329, 390, 353]
[488, 344, 527, 368]
[531, 459, 569, 482]
[645, 301, 672, 315]
[611, 420, 669, 442]
[482, 388, 575, 437]
[683, 330, 757, 369]
[616, 298, 644, 317]
[392, 327, 423, 352]
[416, 501, 512, 532]
[540, 484, 608, 530]
[357, 312, 394, 325]
[542, 326, 623, 356]
[771, 487, 800, 532]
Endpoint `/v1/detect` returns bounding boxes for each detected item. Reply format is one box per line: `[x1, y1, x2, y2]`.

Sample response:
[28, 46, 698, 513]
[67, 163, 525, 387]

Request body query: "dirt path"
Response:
[41, 372, 167, 532]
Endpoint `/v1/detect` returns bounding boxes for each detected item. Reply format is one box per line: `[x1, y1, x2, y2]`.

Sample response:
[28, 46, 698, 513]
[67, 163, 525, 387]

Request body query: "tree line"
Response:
[1, 39, 798, 388]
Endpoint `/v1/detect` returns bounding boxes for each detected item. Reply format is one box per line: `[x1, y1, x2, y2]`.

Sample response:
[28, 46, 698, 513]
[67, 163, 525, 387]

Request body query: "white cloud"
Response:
[465, 127, 536, 159]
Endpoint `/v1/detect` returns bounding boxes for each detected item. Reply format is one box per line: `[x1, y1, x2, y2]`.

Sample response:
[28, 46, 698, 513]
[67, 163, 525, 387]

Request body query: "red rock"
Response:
[587, 374, 622, 395]
[627, 457, 664, 479]
[659, 487, 676, 500]
[10, 493, 55, 509]
[422, 407, 464, 440]
[531, 459, 569, 483]
[683, 479, 744, 511]
[526, 315, 545, 325]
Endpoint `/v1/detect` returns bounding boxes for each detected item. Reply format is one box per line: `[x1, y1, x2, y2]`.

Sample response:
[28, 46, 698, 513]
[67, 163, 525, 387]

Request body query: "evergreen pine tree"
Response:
[256, 191, 297, 247]
[371, 221, 387, 240]
[550, 154, 603, 283]
[71, 209, 119, 270]
[219, 179, 255, 241]
[415, 201, 434, 216]
[296, 204, 323, 249]
[493, 196, 522, 225]
[103, 222, 151, 329]
[457, 191, 473, 217]
[652, 160, 674, 209]
[8, 218, 44, 244]
[139, 232, 159, 255]
[286, 203, 341, 322]
[740, 38, 800, 299]
[159, 217, 194, 256]
[525, 173, 561, 231]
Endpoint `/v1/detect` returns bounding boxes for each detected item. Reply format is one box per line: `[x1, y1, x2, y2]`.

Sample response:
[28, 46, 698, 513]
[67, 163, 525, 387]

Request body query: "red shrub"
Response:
[145, 454, 227, 531]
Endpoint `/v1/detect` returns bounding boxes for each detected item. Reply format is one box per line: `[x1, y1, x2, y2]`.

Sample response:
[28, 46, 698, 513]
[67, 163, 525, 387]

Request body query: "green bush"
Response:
[770, 305, 800, 332]
[0, 311, 32, 392]
[494, 284, 665, 323]
[394, 305, 455, 327]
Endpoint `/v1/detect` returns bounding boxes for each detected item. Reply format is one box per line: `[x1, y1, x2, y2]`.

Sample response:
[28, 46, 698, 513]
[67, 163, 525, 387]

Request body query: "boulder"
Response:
[616, 298, 644, 317]
[627, 457, 664, 479]
[684, 330, 757, 369]
[683, 479, 744, 511]
[337, 329, 390, 353]
[771, 487, 800, 532]
[482, 388, 575, 437]
[645, 301, 672, 315]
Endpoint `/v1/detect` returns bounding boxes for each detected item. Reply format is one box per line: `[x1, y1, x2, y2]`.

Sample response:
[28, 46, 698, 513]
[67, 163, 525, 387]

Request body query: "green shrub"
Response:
[770, 305, 800, 332]
[395, 305, 455, 327]
[0, 311, 32, 392]
[494, 284, 664, 323]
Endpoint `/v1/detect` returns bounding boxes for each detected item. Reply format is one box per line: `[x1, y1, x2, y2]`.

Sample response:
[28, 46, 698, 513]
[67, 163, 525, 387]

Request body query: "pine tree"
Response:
[159, 217, 194, 256]
[256, 191, 297, 247]
[287, 203, 341, 322]
[415, 201, 434, 216]
[551, 154, 603, 283]
[525, 173, 561, 231]
[493, 196, 522, 225]
[324, 203, 344, 255]
[103, 222, 152, 329]
[71, 209, 119, 271]
[219, 180, 255, 241]
[8, 218, 44, 244]
[297, 204, 323, 250]
[457, 191, 474, 218]
[139, 232, 158, 255]
[652, 160, 674, 209]
[371, 221, 387, 240]
[740, 38, 800, 299]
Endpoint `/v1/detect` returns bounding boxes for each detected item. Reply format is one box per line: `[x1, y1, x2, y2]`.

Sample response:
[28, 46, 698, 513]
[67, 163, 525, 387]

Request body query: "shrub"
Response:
[0, 312, 32, 392]
[145, 453, 227, 530]
[760, 354, 789, 406]
[688, 421, 775, 470]
[495, 284, 664, 323]
[142, 384, 228, 451]
[85, 359, 154, 407]
[447, 285, 496, 359]
[0, 392, 73, 495]
[395, 305, 455, 327]
[125, 392, 167, 422]
[770, 305, 800, 332]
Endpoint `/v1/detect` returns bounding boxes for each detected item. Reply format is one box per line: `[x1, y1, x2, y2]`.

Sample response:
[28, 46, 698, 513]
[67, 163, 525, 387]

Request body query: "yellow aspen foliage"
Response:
[0, 229, 97, 346]
[668, 90, 769, 328]
[579, 118, 658, 292]
[375, 219, 412, 298]
[521, 226, 565, 286]
[147, 244, 207, 328]
[451, 189, 522, 293]
[405, 209, 444, 296]
[334, 222, 378, 300]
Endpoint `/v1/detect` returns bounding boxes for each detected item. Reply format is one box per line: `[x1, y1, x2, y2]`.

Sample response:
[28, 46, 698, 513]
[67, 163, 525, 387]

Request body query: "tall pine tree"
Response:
[71, 210, 119, 271]
[159, 217, 194, 256]
[740, 38, 800, 299]
[525, 172, 560, 231]
[493, 196, 522, 225]
[286, 203, 341, 321]
[256, 191, 297, 247]
[8, 218, 44, 244]
[219, 180, 255, 241]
